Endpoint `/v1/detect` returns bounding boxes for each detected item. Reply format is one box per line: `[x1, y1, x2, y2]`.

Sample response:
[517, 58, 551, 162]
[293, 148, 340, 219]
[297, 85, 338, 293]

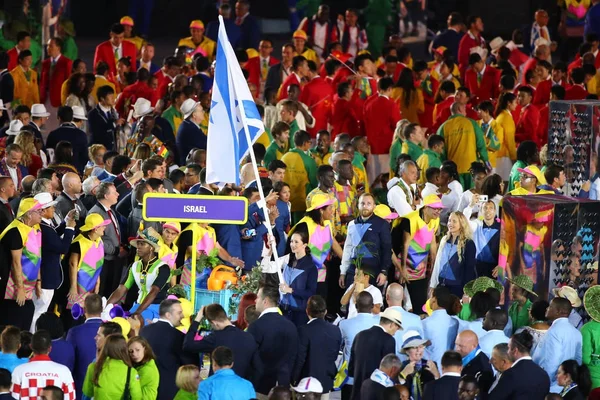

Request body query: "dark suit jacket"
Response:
[293, 318, 342, 393]
[423, 374, 460, 400]
[238, 14, 261, 50]
[0, 393, 14, 400]
[0, 200, 14, 235]
[46, 123, 89, 173]
[349, 326, 396, 400]
[247, 312, 299, 395]
[183, 322, 260, 379]
[66, 317, 103, 399]
[462, 351, 493, 395]
[488, 358, 550, 400]
[141, 320, 198, 400]
[176, 120, 206, 165]
[39, 220, 76, 290]
[88, 105, 118, 150]
[88, 203, 122, 260]
[28, 121, 46, 149]
[360, 378, 387, 400]
[206, 18, 241, 48]
[137, 60, 160, 75]
[266, 63, 286, 94]
[55, 192, 88, 229]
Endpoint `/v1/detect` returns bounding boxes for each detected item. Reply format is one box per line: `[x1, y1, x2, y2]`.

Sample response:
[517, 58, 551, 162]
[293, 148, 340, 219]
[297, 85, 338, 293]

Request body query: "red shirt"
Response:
[364, 95, 401, 154]
[521, 57, 539, 85]
[245, 56, 279, 98]
[154, 69, 174, 100]
[509, 48, 529, 70]
[40, 55, 72, 107]
[458, 31, 486, 78]
[565, 84, 589, 100]
[464, 65, 501, 106]
[299, 76, 334, 137]
[515, 103, 540, 144]
[331, 97, 361, 138]
[7, 47, 19, 71]
[93, 40, 137, 84]
[537, 104, 549, 147]
[115, 80, 159, 118]
[278, 73, 302, 101]
[533, 79, 552, 105]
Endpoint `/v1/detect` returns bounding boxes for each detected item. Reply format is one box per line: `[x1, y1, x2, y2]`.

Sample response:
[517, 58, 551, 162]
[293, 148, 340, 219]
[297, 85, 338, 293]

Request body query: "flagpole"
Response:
[237, 102, 284, 283]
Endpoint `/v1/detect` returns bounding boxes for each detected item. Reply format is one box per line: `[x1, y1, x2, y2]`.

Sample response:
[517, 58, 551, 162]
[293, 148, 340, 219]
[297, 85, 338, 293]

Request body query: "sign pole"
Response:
[237, 101, 284, 283]
[190, 223, 198, 308]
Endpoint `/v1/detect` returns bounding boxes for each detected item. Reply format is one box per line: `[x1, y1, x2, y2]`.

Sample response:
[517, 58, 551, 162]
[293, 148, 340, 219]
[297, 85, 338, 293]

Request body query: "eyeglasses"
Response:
[519, 174, 535, 181]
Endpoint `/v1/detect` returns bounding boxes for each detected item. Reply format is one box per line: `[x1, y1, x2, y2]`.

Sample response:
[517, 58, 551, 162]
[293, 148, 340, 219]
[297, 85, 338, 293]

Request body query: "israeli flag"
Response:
[206, 16, 264, 185]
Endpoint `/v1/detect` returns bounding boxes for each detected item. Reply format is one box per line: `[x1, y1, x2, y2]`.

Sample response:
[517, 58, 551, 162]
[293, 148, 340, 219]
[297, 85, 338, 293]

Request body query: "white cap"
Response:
[72, 106, 88, 121]
[293, 377, 323, 394]
[132, 98, 154, 119]
[31, 104, 51, 118]
[181, 98, 201, 120]
[7, 120, 23, 136]
[0, 99, 6, 110]
[33, 192, 57, 209]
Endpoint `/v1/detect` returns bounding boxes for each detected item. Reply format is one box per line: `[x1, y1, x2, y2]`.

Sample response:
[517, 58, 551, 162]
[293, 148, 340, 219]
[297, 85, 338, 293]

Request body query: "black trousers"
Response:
[0, 299, 35, 331]
[99, 258, 124, 298]
[406, 278, 428, 315]
[342, 384, 353, 400]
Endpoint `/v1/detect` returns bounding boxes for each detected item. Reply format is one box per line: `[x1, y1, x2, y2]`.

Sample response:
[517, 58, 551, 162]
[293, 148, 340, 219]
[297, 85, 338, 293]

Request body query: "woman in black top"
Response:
[557, 360, 591, 400]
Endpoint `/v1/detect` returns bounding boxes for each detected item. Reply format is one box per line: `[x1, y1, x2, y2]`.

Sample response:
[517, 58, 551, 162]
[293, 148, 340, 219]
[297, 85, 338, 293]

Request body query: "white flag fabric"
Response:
[206, 16, 264, 185]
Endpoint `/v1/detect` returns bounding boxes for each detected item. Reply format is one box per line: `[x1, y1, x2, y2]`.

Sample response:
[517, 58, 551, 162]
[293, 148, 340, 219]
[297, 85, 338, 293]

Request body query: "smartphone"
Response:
[246, 228, 257, 237]
[478, 195, 488, 203]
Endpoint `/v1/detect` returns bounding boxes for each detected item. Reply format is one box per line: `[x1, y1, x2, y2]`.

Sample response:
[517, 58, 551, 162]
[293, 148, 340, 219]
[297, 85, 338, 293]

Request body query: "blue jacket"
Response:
[479, 330, 510, 359]
[237, 15, 261, 50]
[532, 317, 583, 392]
[431, 29, 464, 60]
[136, 60, 160, 75]
[240, 203, 268, 271]
[87, 105, 118, 150]
[50, 339, 75, 371]
[423, 309, 458, 370]
[214, 223, 243, 261]
[206, 19, 241, 49]
[66, 317, 103, 399]
[198, 368, 255, 400]
[39, 220, 76, 290]
[280, 254, 317, 314]
[293, 318, 342, 393]
[46, 123, 89, 173]
[342, 215, 393, 279]
[339, 313, 380, 385]
[176, 119, 206, 165]
[274, 200, 290, 257]
[0, 352, 27, 373]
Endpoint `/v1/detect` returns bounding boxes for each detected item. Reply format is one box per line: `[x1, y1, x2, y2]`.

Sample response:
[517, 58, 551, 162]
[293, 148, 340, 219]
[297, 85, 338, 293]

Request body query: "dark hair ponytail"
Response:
[495, 92, 516, 117]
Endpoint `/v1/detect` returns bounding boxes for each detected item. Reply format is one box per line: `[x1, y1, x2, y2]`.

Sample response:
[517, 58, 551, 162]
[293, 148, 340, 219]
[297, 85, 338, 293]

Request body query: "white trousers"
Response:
[30, 288, 54, 332]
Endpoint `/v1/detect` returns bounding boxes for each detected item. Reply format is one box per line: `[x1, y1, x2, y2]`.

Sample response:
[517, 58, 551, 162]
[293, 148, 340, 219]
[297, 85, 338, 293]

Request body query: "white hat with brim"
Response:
[132, 98, 154, 119]
[181, 98, 201, 120]
[293, 377, 323, 394]
[72, 105, 88, 121]
[33, 192, 58, 209]
[380, 307, 403, 327]
[489, 37, 507, 54]
[31, 103, 51, 117]
[400, 330, 431, 353]
[552, 286, 582, 308]
[7, 120, 23, 136]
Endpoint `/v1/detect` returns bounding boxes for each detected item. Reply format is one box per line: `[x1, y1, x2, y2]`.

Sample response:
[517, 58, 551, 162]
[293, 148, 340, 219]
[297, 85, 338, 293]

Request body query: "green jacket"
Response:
[582, 320, 600, 389]
[402, 140, 424, 164]
[174, 390, 198, 400]
[83, 358, 143, 400]
[508, 160, 527, 192]
[389, 138, 403, 174]
[162, 105, 183, 133]
[137, 359, 159, 400]
[264, 141, 287, 169]
[62, 36, 78, 61]
[508, 299, 532, 335]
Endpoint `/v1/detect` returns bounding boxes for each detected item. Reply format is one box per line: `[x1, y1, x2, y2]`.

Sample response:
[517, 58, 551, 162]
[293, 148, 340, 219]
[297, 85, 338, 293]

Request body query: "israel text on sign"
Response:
[142, 193, 248, 224]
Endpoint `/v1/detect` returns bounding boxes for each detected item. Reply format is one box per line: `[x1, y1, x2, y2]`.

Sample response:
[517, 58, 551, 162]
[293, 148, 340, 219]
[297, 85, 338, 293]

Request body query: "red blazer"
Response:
[115, 81, 159, 118]
[7, 47, 19, 71]
[246, 56, 279, 98]
[464, 65, 501, 106]
[363, 95, 401, 155]
[565, 84, 589, 100]
[93, 40, 137, 83]
[392, 62, 408, 83]
[515, 104, 540, 144]
[509, 48, 529, 70]
[278, 73, 302, 101]
[299, 76, 334, 137]
[537, 104, 549, 147]
[572, 52, 600, 70]
[331, 97, 360, 138]
[350, 77, 377, 135]
[40, 55, 72, 107]
[458, 32, 486, 78]
[433, 97, 478, 132]
[154, 69, 174, 100]
[521, 57, 539, 84]
[533, 79, 552, 105]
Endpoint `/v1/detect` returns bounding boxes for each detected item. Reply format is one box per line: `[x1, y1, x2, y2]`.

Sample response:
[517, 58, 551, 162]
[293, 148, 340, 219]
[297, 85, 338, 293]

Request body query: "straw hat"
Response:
[132, 98, 154, 119]
[517, 165, 547, 185]
[130, 228, 161, 251]
[33, 193, 57, 209]
[552, 286, 582, 308]
[17, 198, 42, 218]
[189, 20, 205, 30]
[508, 275, 538, 296]
[181, 98, 201, 120]
[374, 204, 398, 221]
[583, 286, 600, 322]
[80, 213, 111, 232]
[422, 194, 445, 209]
[306, 194, 334, 212]
[60, 19, 76, 37]
[380, 308, 403, 327]
[400, 330, 431, 353]
[6, 120, 23, 136]
[464, 276, 504, 298]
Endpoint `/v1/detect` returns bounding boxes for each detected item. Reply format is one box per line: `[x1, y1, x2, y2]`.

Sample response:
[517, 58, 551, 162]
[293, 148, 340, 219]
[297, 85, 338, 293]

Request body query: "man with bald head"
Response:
[55, 172, 87, 227]
[10, 175, 35, 214]
[455, 330, 493, 392]
[0, 176, 16, 232]
[386, 283, 423, 358]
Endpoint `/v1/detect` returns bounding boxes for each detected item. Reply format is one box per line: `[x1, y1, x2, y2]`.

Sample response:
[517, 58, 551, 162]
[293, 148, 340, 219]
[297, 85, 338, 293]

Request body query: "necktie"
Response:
[477, 73, 482, 85]
[50, 59, 56, 76]
[4, 202, 13, 218]
[114, 48, 119, 66]
[261, 59, 268, 80]
[235, 17, 243, 26]
[108, 209, 121, 243]
[24, 69, 31, 82]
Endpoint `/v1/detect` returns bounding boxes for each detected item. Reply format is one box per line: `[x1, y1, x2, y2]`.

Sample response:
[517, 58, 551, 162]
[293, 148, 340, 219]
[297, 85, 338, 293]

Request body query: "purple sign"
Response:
[142, 194, 248, 224]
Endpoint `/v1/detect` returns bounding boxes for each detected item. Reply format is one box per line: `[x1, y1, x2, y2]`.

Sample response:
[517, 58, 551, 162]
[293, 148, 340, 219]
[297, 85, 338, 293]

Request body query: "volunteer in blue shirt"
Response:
[198, 346, 256, 400]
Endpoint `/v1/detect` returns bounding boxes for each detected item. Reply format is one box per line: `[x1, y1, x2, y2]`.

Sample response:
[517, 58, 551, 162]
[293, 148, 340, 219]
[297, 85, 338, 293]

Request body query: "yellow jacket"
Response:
[125, 36, 145, 52]
[301, 48, 319, 65]
[436, 114, 488, 174]
[281, 149, 318, 212]
[392, 88, 424, 124]
[10, 66, 39, 108]
[495, 109, 517, 161]
[178, 36, 217, 62]
[89, 76, 116, 104]
[478, 118, 504, 168]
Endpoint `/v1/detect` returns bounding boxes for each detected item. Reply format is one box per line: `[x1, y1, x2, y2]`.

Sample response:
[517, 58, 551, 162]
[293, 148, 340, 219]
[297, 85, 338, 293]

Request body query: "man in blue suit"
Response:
[240, 188, 278, 271]
[65, 294, 104, 399]
[423, 350, 463, 400]
[46, 106, 89, 173]
[423, 286, 459, 370]
[386, 283, 424, 360]
[293, 296, 342, 395]
[532, 297, 582, 393]
[137, 43, 160, 75]
[206, 4, 241, 48]
[234, 0, 261, 50]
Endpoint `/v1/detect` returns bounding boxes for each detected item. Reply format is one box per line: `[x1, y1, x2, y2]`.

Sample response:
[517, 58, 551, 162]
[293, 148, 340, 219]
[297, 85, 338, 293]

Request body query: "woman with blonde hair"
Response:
[128, 336, 159, 400]
[430, 211, 477, 297]
[83, 334, 142, 399]
[86, 144, 106, 177]
[14, 129, 43, 177]
[132, 143, 152, 161]
[174, 365, 201, 400]
[389, 119, 411, 177]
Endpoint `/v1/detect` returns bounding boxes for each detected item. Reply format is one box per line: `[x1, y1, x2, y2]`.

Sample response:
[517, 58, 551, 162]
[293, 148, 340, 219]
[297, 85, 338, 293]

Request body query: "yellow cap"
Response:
[422, 194, 445, 209]
[17, 198, 42, 218]
[163, 221, 181, 234]
[80, 213, 111, 232]
[374, 204, 398, 220]
[190, 20, 205, 30]
[517, 165, 547, 185]
[293, 30, 307, 41]
[306, 194, 334, 212]
[120, 16, 134, 26]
